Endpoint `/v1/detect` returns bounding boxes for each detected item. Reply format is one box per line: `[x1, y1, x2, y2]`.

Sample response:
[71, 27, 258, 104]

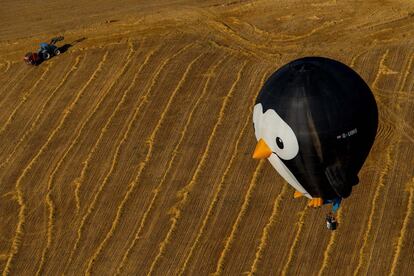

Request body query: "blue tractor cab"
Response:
[24, 36, 64, 65]
[38, 41, 61, 60]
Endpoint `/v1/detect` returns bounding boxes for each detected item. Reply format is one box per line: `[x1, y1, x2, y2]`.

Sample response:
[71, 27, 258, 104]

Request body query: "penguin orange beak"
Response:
[253, 139, 272, 159]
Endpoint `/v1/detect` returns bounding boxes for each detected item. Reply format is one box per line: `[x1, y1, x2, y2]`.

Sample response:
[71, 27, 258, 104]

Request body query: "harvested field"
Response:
[1, 0, 414, 275]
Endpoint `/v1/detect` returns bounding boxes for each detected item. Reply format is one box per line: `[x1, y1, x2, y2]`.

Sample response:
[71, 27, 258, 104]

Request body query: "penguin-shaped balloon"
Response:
[252, 57, 378, 209]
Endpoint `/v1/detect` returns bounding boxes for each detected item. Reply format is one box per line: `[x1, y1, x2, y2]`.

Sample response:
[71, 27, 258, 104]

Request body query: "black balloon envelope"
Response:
[252, 57, 378, 208]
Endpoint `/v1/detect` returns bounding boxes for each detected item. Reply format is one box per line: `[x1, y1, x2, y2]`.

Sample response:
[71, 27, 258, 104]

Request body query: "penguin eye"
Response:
[276, 137, 284, 149]
[262, 109, 299, 160]
[273, 129, 298, 160]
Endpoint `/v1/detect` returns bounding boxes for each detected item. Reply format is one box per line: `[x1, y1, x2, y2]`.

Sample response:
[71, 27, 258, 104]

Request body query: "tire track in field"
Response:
[0, 63, 5, 78]
[353, 115, 392, 270]
[373, 52, 414, 144]
[316, 209, 343, 276]
[148, 60, 248, 276]
[210, 17, 341, 59]
[65, 43, 194, 272]
[375, 91, 414, 104]
[258, 19, 342, 42]
[363, 51, 414, 271]
[0, 56, 81, 169]
[0, 61, 10, 74]
[280, 209, 307, 276]
[115, 53, 227, 276]
[374, 86, 412, 97]
[247, 184, 289, 276]
[0, 63, 26, 98]
[394, 53, 414, 97]
[34, 44, 134, 276]
[376, 101, 414, 144]
[212, 159, 264, 276]
[72, 42, 138, 213]
[353, 52, 390, 275]
[179, 69, 269, 276]
[0, 62, 53, 135]
[70, 41, 177, 213]
[1, 51, 107, 276]
[64, 45, 145, 269]
[370, 50, 391, 93]
[389, 177, 414, 276]
[354, 50, 408, 275]
[84, 51, 204, 276]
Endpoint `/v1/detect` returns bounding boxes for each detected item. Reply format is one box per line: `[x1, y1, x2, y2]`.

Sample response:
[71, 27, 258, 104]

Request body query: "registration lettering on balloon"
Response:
[336, 128, 358, 140]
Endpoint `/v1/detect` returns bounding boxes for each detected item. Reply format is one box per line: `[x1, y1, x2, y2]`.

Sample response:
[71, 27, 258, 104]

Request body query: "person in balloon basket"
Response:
[326, 213, 337, 230]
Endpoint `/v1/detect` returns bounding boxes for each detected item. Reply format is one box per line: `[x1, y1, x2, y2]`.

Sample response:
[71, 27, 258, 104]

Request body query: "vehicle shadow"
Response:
[58, 37, 87, 54]
[35, 57, 45, 66]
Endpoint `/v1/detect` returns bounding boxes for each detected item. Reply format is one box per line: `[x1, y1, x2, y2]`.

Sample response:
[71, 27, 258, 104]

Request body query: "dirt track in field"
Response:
[1, 0, 414, 275]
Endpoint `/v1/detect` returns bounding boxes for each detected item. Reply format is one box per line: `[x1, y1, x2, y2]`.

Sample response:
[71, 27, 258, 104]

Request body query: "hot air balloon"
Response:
[252, 56, 378, 214]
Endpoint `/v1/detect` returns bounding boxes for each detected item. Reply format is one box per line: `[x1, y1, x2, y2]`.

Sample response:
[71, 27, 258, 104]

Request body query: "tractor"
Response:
[24, 36, 64, 65]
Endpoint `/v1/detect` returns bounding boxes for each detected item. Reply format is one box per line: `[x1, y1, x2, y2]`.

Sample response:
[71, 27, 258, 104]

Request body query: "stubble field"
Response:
[0, 0, 413, 275]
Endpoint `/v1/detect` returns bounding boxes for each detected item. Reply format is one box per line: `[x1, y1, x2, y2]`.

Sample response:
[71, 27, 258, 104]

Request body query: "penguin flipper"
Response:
[308, 198, 323, 207]
[325, 164, 357, 198]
